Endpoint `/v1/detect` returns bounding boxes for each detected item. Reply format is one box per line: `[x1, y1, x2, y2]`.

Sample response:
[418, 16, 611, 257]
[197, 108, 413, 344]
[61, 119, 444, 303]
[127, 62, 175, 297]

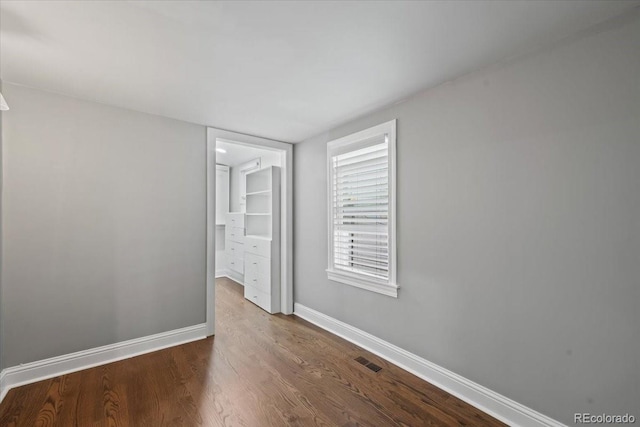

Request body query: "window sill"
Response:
[326, 269, 398, 298]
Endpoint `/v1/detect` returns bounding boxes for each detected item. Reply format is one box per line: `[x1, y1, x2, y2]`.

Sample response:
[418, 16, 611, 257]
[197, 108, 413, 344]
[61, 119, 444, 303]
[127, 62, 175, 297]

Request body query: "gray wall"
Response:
[294, 12, 640, 426]
[1, 83, 206, 368]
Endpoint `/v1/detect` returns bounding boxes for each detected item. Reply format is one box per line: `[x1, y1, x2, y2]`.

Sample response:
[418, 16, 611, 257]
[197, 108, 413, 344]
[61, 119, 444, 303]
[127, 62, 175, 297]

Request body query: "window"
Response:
[327, 120, 398, 297]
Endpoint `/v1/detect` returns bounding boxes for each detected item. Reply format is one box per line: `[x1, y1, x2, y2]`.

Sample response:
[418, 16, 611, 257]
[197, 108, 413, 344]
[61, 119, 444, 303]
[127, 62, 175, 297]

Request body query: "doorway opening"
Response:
[206, 128, 293, 336]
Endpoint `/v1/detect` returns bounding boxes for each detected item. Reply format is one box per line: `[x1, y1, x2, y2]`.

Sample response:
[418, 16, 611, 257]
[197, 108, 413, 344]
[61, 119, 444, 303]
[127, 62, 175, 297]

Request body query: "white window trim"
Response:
[326, 119, 398, 298]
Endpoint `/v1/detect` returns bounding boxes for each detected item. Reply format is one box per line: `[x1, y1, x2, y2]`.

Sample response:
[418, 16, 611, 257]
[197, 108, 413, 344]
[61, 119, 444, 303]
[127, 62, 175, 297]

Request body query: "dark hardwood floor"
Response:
[0, 278, 505, 426]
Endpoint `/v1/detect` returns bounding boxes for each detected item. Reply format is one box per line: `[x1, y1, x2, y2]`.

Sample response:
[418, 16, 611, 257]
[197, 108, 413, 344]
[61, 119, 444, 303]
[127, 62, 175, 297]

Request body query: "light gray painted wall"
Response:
[1, 83, 206, 368]
[294, 12, 640, 426]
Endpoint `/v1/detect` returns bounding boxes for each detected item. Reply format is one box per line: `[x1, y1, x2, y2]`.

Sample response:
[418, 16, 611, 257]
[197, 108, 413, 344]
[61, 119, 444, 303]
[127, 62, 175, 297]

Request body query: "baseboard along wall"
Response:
[215, 271, 244, 285]
[293, 303, 565, 427]
[0, 323, 207, 403]
[1, 303, 566, 427]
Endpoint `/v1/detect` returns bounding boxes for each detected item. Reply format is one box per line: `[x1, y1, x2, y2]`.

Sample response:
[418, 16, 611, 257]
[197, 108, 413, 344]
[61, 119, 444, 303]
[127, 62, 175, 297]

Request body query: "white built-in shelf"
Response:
[245, 234, 272, 240]
[246, 167, 272, 194]
[216, 165, 230, 226]
[225, 212, 246, 283]
[245, 189, 272, 196]
[243, 166, 281, 314]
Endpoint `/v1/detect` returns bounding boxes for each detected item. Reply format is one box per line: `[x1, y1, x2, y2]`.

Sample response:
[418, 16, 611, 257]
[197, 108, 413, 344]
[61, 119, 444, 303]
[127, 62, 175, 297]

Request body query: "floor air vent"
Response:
[365, 362, 382, 372]
[355, 356, 369, 365]
[354, 356, 382, 372]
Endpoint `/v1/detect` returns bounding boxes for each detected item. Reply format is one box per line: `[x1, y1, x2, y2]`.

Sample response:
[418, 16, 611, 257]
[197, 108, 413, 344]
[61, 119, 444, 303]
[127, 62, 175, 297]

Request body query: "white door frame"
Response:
[206, 127, 293, 336]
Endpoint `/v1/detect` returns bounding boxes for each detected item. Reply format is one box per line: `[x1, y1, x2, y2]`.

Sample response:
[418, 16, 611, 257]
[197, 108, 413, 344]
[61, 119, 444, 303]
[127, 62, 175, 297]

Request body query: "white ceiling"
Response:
[1, 1, 637, 142]
[216, 139, 279, 168]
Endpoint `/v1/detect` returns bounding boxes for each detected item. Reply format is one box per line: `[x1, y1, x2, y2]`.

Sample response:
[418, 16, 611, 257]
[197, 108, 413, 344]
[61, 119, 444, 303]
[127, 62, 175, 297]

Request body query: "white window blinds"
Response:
[327, 120, 397, 297]
[331, 137, 389, 280]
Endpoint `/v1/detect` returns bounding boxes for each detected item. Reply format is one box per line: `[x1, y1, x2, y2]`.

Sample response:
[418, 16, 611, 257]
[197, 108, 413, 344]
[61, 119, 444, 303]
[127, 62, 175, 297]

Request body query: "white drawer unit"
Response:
[225, 213, 246, 280]
[244, 285, 272, 313]
[226, 240, 244, 260]
[244, 253, 271, 294]
[227, 213, 245, 228]
[244, 236, 271, 258]
[227, 226, 245, 243]
[243, 166, 281, 314]
[227, 256, 244, 274]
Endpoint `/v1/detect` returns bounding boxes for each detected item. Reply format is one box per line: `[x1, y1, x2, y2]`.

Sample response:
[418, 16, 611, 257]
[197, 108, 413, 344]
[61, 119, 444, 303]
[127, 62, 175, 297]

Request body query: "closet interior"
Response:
[215, 140, 282, 313]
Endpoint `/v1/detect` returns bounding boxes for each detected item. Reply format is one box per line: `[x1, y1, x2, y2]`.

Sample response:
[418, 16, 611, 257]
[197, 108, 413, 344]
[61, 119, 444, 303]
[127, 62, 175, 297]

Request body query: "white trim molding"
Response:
[206, 127, 294, 330]
[215, 272, 244, 286]
[0, 323, 206, 404]
[326, 269, 398, 298]
[326, 119, 398, 298]
[215, 269, 231, 279]
[294, 304, 565, 427]
[0, 370, 7, 403]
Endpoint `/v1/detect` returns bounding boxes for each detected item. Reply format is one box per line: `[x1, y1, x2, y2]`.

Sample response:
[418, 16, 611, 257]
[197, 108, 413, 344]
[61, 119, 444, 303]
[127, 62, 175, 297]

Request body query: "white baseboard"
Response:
[294, 303, 565, 427]
[215, 269, 229, 278]
[216, 271, 244, 286]
[0, 370, 6, 403]
[0, 323, 207, 404]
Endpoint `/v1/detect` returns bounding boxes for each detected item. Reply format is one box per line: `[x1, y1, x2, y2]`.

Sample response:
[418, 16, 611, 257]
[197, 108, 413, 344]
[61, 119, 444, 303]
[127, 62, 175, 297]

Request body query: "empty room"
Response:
[0, 1, 638, 426]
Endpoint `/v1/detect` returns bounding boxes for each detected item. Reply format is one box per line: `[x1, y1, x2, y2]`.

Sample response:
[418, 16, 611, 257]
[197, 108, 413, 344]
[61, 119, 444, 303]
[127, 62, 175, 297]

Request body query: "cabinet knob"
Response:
[252, 279, 257, 282]
[252, 245, 257, 248]
[253, 262, 257, 265]
[231, 248, 235, 251]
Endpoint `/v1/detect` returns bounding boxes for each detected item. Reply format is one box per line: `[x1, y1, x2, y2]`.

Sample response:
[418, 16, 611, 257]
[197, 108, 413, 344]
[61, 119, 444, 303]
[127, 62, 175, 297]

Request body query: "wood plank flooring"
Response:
[0, 278, 505, 426]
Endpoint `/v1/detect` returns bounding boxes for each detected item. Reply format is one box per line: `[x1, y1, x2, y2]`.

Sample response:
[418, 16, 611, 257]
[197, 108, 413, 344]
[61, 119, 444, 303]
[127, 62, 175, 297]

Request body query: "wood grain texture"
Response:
[0, 278, 505, 426]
